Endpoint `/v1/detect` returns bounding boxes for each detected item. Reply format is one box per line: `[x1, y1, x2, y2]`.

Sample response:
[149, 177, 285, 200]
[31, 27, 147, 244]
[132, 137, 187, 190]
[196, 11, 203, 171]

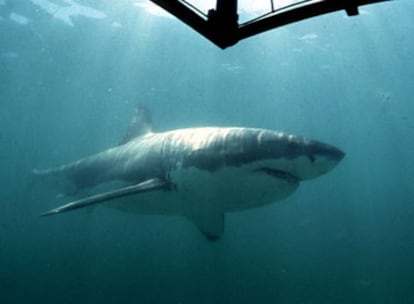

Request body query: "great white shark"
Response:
[35, 106, 345, 240]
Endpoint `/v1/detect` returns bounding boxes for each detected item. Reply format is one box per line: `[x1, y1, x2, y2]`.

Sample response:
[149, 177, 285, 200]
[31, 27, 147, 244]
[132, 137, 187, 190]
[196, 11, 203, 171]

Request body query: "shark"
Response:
[35, 106, 345, 240]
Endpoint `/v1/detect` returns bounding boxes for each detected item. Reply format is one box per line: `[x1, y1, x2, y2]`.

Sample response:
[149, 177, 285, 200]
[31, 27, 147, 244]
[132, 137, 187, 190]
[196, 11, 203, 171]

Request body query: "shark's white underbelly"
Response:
[105, 160, 299, 216]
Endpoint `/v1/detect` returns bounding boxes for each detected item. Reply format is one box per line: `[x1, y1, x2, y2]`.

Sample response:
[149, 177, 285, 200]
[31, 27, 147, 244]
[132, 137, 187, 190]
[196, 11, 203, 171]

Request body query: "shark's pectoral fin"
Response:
[187, 213, 225, 242]
[41, 178, 170, 217]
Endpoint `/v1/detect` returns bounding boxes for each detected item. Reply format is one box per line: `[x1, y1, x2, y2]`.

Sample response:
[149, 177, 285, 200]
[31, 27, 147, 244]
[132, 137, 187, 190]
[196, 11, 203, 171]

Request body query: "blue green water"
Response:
[1, 1, 413, 303]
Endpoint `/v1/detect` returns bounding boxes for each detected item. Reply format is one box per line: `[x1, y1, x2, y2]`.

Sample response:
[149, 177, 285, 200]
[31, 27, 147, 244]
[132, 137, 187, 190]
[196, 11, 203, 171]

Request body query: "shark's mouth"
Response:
[254, 168, 301, 185]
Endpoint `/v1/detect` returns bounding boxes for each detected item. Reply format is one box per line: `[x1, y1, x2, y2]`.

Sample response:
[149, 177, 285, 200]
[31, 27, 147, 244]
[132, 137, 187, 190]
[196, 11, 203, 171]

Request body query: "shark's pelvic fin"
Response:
[187, 213, 225, 241]
[41, 178, 169, 217]
[119, 105, 153, 145]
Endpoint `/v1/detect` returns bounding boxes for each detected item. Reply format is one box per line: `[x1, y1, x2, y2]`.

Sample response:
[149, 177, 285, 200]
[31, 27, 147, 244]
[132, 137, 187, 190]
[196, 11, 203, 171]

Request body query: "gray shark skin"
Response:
[35, 108, 344, 241]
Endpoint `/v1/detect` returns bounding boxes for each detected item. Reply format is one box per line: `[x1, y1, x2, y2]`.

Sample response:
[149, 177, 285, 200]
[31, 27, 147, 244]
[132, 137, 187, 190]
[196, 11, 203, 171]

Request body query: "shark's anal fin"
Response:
[187, 213, 225, 242]
[41, 178, 169, 217]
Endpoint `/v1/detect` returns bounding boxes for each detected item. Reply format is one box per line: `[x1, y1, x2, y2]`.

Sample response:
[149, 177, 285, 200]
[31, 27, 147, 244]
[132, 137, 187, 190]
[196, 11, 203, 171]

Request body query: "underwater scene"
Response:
[1, 0, 413, 303]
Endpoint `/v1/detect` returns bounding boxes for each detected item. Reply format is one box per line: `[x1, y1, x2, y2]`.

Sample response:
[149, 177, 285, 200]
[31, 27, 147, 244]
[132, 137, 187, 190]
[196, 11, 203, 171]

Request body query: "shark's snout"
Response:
[316, 142, 345, 162]
[298, 140, 345, 180]
[311, 140, 345, 163]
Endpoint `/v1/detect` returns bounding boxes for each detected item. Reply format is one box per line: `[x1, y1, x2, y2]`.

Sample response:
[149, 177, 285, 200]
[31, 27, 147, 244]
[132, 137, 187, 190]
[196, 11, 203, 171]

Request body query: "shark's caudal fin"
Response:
[40, 178, 169, 216]
[119, 105, 153, 145]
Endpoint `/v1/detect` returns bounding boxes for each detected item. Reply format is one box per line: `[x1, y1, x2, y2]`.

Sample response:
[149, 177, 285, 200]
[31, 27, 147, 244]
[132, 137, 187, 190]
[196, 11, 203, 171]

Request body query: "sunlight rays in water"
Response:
[30, 0, 106, 27]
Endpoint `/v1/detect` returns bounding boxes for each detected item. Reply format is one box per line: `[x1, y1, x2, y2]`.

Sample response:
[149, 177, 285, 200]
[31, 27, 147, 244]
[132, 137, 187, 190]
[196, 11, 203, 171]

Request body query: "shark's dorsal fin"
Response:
[119, 105, 153, 145]
[187, 213, 225, 241]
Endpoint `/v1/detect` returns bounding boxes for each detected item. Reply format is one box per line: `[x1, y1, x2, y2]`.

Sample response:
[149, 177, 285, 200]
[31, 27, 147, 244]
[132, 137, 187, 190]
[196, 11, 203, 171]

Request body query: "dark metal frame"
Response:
[150, 0, 392, 49]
